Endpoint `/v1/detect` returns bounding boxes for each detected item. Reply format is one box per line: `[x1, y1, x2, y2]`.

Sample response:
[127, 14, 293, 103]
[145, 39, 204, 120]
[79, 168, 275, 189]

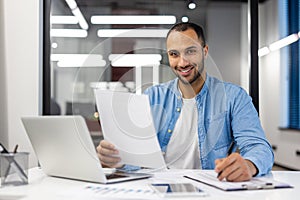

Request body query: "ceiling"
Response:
[74, 0, 268, 7]
[52, 0, 269, 23]
[68, 0, 268, 8]
[76, 0, 267, 6]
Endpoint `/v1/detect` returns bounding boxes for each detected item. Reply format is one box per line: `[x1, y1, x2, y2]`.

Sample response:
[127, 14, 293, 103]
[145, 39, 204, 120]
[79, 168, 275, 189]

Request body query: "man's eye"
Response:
[169, 52, 179, 57]
[186, 49, 197, 55]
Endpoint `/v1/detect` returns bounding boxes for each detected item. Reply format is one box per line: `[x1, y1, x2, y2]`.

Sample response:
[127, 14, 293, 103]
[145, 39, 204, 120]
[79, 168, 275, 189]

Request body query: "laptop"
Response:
[21, 115, 152, 184]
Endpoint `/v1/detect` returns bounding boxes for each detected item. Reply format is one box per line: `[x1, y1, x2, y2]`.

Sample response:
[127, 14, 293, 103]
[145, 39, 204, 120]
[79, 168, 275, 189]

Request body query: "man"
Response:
[97, 22, 274, 182]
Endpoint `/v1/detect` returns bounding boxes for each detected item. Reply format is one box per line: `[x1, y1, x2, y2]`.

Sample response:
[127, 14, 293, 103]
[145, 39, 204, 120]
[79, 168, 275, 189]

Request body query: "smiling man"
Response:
[166, 25, 207, 98]
[97, 22, 274, 182]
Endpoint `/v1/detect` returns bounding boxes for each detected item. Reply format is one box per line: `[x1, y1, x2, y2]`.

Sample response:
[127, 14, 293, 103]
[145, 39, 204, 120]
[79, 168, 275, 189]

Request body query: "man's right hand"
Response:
[96, 140, 123, 168]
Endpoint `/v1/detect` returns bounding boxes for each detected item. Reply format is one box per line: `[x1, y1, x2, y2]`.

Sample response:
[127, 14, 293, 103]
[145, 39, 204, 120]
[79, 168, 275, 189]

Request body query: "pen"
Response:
[13, 144, 19, 153]
[217, 141, 236, 178]
[226, 141, 236, 157]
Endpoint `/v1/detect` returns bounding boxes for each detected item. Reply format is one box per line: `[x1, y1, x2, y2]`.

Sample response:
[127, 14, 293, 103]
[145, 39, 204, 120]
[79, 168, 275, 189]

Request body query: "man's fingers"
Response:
[215, 153, 238, 173]
[98, 150, 122, 168]
[98, 146, 119, 155]
[214, 158, 224, 166]
[99, 140, 116, 150]
[218, 164, 240, 181]
[96, 140, 122, 168]
[215, 153, 254, 182]
[216, 158, 239, 181]
[96, 140, 119, 155]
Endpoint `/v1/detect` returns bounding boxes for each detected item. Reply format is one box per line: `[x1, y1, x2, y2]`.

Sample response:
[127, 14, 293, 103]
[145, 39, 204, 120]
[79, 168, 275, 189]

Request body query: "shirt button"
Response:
[168, 129, 172, 133]
[177, 96, 181, 99]
[176, 107, 181, 112]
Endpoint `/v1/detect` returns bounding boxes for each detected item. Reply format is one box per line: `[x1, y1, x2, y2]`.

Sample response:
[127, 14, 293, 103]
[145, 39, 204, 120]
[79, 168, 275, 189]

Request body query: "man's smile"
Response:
[177, 66, 195, 76]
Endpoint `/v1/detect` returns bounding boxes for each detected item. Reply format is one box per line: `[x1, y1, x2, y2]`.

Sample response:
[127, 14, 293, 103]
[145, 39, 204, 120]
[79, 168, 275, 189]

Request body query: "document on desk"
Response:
[60, 184, 158, 200]
[95, 90, 166, 169]
[184, 171, 293, 191]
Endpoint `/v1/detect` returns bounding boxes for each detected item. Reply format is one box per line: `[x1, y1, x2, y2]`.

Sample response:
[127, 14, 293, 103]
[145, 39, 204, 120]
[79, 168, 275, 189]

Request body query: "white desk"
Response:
[0, 168, 299, 200]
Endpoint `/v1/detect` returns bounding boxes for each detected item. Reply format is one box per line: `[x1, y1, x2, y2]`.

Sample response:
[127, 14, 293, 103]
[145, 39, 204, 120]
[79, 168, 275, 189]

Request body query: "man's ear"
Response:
[203, 45, 209, 58]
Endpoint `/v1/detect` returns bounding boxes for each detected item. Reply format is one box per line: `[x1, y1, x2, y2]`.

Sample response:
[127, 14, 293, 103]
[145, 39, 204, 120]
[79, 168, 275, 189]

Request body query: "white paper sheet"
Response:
[59, 184, 158, 200]
[94, 90, 166, 169]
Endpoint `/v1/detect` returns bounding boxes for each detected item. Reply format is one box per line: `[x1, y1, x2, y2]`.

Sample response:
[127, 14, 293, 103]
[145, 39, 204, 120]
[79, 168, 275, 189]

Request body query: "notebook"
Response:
[21, 115, 151, 184]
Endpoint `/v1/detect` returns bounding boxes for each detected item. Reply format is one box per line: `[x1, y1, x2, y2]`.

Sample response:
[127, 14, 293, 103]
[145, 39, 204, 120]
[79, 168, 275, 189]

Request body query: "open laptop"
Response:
[21, 115, 151, 184]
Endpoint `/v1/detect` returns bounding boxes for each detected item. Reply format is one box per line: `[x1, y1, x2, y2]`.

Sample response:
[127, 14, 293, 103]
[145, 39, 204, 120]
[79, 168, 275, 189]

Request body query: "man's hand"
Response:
[96, 140, 123, 168]
[214, 153, 257, 182]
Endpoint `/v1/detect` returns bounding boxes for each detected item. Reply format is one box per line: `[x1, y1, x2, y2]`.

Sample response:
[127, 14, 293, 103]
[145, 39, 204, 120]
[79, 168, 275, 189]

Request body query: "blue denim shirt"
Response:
[142, 74, 274, 176]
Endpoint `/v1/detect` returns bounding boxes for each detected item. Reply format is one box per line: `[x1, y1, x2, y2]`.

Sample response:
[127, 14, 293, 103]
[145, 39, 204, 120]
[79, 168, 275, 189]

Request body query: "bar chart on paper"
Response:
[59, 184, 157, 199]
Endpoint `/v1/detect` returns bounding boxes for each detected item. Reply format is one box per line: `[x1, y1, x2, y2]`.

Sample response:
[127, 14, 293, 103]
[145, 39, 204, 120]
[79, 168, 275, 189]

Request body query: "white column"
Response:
[0, 0, 8, 146]
[3, 0, 40, 167]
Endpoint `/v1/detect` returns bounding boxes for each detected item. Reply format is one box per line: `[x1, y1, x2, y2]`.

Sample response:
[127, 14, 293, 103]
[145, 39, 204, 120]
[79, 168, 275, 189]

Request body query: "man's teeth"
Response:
[181, 68, 191, 73]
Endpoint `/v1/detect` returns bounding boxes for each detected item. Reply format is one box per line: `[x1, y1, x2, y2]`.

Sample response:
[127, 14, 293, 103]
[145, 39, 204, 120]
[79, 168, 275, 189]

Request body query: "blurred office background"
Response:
[0, 0, 299, 170]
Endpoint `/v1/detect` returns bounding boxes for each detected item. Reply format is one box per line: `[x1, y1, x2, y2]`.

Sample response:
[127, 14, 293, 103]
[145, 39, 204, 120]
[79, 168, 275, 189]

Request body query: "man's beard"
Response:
[176, 59, 204, 85]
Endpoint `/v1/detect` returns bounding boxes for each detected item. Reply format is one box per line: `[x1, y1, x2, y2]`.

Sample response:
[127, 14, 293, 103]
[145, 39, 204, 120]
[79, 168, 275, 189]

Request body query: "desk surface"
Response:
[0, 168, 299, 200]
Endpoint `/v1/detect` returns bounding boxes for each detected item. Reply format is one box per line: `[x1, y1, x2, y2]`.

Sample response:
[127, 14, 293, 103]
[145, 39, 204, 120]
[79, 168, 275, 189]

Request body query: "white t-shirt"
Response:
[164, 97, 201, 169]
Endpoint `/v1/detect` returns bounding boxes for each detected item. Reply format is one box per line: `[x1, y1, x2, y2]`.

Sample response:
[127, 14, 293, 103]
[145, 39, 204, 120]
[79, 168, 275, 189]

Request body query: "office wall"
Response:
[206, 2, 242, 86]
[0, 0, 8, 147]
[259, 0, 300, 170]
[2, 0, 39, 167]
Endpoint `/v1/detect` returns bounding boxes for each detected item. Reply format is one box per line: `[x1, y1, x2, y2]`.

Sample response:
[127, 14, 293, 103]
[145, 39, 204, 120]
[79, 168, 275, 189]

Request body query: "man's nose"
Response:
[178, 54, 189, 67]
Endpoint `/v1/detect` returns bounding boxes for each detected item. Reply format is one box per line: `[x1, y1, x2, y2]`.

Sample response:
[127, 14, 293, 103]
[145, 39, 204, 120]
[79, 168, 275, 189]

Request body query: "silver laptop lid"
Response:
[21, 116, 151, 183]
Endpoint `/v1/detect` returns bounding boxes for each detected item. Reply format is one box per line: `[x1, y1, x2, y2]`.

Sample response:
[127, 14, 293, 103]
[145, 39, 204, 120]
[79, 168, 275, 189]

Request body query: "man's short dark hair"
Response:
[166, 22, 206, 47]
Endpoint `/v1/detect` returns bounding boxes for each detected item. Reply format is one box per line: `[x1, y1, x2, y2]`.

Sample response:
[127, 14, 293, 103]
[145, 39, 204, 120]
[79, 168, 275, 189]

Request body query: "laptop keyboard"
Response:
[106, 173, 128, 180]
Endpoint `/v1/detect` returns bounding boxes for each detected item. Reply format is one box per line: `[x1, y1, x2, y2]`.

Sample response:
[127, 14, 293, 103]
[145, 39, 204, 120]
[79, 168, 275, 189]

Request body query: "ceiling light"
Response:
[97, 29, 169, 38]
[50, 29, 88, 38]
[188, 1, 196, 10]
[108, 54, 162, 66]
[51, 54, 103, 61]
[57, 60, 106, 67]
[269, 33, 299, 51]
[65, 0, 77, 10]
[181, 16, 189, 23]
[51, 54, 106, 67]
[51, 43, 58, 49]
[258, 32, 300, 57]
[91, 15, 176, 24]
[72, 8, 89, 30]
[65, 0, 88, 30]
[258, 47, 270, 57]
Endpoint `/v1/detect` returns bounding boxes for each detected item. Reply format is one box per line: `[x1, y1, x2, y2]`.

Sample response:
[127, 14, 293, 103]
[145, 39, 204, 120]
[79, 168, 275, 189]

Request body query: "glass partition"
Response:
[45, 0, 256, 144]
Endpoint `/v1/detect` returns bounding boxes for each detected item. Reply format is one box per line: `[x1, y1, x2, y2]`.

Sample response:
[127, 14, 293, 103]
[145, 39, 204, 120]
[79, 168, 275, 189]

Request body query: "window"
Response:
[42, 0, 257, 144]
[279, 0, 300, 129]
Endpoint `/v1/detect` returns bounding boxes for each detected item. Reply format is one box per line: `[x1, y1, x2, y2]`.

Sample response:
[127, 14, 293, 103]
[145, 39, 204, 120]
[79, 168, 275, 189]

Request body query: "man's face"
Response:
[166, 29, 208, 85]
